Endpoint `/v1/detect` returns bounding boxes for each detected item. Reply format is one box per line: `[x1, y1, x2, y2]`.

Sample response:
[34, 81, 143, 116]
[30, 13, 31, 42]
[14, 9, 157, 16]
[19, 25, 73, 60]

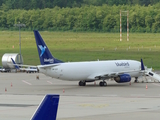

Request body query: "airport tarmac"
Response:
[0, 72, 160, 120]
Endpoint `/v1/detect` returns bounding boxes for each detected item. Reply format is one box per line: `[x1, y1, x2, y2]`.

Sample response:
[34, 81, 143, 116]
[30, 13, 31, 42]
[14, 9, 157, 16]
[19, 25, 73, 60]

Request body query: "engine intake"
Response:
[114, 74, 131, 83]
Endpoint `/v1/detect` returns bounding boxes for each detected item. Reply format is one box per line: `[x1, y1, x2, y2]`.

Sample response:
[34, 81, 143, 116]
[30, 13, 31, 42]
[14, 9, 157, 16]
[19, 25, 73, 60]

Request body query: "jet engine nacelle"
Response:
[114, 74, 131, 83]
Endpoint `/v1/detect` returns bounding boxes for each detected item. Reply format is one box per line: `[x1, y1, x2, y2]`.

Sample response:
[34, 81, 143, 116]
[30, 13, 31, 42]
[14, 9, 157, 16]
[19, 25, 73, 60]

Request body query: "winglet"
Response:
[31, 94, 59, 120]
[141, 59, 145, 70]
[11, 58, 20, 69]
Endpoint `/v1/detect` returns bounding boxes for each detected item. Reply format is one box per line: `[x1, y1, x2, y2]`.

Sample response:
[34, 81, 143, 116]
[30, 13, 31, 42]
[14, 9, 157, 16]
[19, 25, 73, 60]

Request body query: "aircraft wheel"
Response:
[103, 81, 107, 86]
[99, 81, 104, 86]
[134, 77, 138, 83]
[99, 81, 107, 86]
[79, 81, 86, 86]
[83, 82, 86, 86]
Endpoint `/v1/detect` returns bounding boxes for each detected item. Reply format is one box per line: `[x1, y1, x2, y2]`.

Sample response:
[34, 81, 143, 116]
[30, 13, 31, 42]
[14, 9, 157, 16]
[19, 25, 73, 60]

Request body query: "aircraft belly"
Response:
[129, 71, 141, 77]
[44, 68, 85, 81]
[39, 68, 59, 79]
[61, 73, 88, 81]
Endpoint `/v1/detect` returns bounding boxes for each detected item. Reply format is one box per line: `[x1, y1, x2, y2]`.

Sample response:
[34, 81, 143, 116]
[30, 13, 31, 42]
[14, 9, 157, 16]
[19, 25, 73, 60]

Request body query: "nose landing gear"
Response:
[134, 77, 138, 83]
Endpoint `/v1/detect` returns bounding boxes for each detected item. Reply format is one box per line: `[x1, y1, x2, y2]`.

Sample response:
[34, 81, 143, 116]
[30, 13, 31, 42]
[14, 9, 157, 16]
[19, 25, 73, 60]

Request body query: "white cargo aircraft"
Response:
[13, 30, 160, 86]
[33, 30, 148, 86]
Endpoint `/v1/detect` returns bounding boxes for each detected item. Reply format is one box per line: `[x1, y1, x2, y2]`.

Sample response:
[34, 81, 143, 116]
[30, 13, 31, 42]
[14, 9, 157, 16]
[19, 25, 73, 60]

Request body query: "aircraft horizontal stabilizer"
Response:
[37, 64, 60, 69]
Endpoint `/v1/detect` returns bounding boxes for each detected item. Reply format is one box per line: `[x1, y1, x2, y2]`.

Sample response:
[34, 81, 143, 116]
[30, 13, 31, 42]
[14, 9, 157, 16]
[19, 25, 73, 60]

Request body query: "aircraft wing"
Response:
[87, 69, 141, 80]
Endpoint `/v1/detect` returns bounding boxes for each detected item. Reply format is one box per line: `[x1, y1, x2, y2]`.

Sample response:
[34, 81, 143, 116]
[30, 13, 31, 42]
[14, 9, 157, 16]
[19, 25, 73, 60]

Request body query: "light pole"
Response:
[14, 22, 25, 64]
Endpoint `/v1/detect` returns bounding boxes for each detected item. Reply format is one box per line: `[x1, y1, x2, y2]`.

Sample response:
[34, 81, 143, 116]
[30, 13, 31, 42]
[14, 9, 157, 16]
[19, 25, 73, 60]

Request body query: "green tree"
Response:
[103, 14, 116, 31]
[0, 11, 7, 27]
[145, 15, 154, 28]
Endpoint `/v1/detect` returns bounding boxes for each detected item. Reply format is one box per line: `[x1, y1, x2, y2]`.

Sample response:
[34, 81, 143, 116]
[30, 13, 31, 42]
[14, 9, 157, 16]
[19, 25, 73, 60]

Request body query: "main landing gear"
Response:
[78, 80, 107, 87]
[99, 80, 107, 86]
[79, 81, 86, 86]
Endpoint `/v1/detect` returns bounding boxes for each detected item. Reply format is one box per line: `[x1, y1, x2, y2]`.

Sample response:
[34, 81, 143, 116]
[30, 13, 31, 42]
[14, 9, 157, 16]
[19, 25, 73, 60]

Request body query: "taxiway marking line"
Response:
[152, 83, 160, 87]
[22, 80, 32, 85]
[47, 81, 53, 84]
[76, 94, 90, 96]
[102, 94, 118, 97]
[130, 94, 145, 96]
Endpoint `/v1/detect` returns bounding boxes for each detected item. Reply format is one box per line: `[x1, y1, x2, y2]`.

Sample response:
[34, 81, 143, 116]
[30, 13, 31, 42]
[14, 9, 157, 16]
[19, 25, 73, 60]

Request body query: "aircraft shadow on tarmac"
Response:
[42, 82, 131, 87]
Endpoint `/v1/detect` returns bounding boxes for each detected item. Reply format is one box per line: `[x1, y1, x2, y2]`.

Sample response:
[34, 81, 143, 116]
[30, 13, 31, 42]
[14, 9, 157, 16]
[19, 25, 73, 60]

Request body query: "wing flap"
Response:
[87, 69, 141, 80]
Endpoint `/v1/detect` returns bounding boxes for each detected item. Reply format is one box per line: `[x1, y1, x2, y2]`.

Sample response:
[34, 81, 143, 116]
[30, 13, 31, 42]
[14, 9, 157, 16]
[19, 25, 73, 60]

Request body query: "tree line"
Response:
[1, 4, 160, 32]
[0, 0, 160, 10]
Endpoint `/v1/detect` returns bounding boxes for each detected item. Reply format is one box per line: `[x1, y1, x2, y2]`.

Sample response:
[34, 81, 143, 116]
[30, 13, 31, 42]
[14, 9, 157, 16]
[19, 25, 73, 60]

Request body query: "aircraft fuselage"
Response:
[38, 60, 141, 81]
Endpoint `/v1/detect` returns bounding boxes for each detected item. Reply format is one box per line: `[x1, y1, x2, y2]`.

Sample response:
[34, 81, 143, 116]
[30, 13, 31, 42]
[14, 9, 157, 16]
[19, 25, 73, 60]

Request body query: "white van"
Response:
[25, 67, 38, 73]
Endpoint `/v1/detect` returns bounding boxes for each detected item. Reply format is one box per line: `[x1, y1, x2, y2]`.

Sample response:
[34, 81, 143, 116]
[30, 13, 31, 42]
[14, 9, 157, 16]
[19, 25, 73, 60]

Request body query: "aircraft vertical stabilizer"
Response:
[31, 94, 59, 120]
[34, 30, 63, 65]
